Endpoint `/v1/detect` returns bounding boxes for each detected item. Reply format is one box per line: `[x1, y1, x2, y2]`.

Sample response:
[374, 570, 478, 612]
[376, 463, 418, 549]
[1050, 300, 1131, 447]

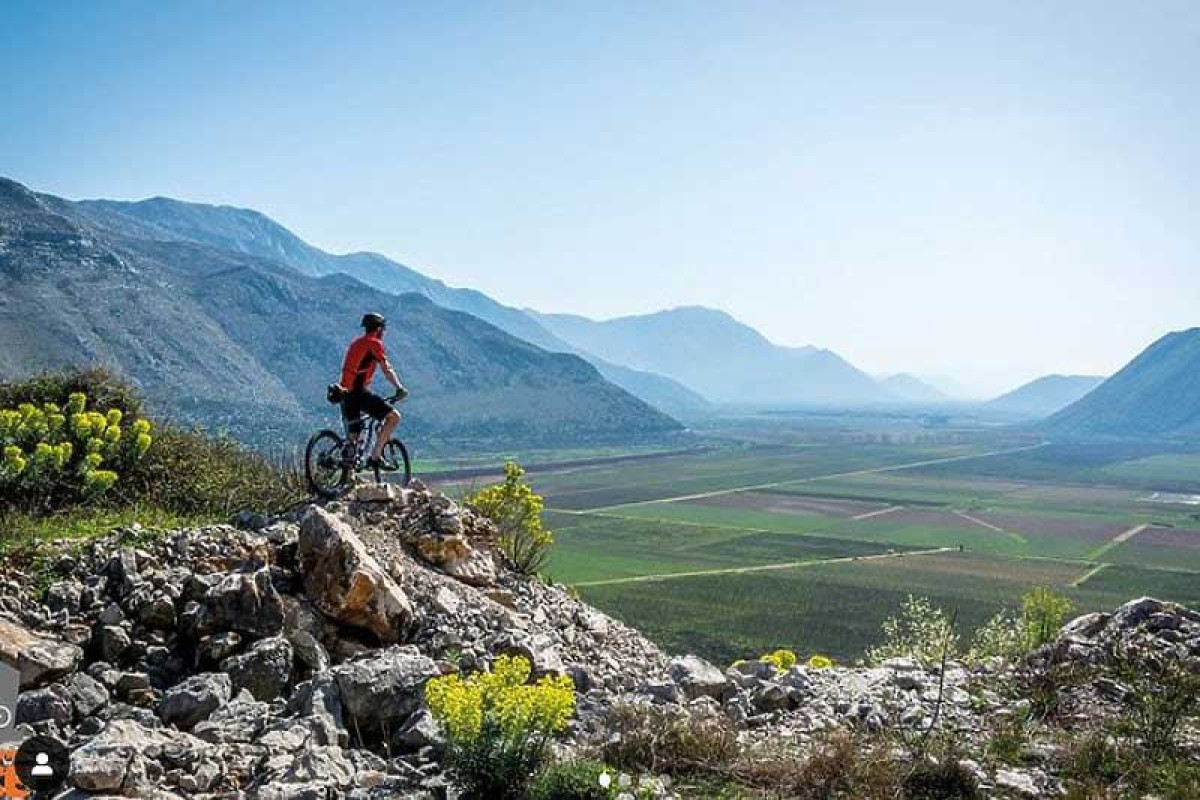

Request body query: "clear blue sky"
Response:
[3, 1, 1198, 396]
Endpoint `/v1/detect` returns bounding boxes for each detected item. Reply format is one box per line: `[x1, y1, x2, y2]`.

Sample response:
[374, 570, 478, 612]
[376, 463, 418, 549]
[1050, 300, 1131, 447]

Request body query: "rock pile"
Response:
[0, 482, 671, 797]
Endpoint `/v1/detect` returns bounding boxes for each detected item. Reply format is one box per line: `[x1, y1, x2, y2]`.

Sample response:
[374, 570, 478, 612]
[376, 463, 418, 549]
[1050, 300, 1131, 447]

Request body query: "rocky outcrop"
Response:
[298, 505, 414, 643]
[0, 485, 673, 797]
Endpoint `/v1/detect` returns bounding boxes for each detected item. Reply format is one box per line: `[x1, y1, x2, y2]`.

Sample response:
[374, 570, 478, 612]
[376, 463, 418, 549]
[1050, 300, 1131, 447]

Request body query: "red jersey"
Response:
[340, 332, 387, 391]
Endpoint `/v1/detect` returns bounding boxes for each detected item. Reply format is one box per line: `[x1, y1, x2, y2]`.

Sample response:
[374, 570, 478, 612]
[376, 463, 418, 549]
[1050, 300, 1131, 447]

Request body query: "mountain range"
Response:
[10, 175, 1194, 446]
[985, 374, 1106, 419]
[1043, 329, 1200, 441]
[73, 196, 715, 417]
[530, 307, 892, 406]
[0, 177, 680, 449]
[70, 193, 916, 410]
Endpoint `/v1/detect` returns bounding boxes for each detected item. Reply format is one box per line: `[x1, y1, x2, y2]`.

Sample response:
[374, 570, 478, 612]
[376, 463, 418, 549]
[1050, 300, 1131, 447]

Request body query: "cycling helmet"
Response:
[361, 312, 387, 331]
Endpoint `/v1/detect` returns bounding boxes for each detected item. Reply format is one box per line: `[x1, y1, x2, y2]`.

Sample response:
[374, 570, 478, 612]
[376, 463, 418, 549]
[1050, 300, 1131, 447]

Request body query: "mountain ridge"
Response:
[985, 374, 1106, 419]
[530, 307, 892, 406]
[1043, 329, 1200, 440]
[70, 195, 707, 415]
[0, 177, 682, 449]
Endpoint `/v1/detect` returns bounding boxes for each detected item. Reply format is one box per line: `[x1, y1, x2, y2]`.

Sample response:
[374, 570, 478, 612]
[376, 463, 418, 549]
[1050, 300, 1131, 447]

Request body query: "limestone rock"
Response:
[0, 617, 82, 688]
[221, 635, 293, 701]
[669, 654, 732, 701]
[330, 645, 439, 730]
[413, 534, 496, 587]
[298, 506, 414, 643]
[159, 672, 232, 730]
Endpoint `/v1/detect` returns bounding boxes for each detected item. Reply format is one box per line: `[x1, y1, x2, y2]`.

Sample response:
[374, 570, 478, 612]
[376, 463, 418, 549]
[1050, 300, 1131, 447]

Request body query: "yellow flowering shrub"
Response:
[465, 460, 555, 575]
[0, 390, 152, 511]
[425, 655, 575, 800]
[807, 655, 834, 669]
[763, 649, 798, 671]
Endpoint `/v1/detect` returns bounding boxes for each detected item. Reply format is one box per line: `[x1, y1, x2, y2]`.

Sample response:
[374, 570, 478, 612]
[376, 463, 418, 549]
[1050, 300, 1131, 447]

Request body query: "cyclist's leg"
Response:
[341, 393, 364, 463]
[361, 392, 397, 462]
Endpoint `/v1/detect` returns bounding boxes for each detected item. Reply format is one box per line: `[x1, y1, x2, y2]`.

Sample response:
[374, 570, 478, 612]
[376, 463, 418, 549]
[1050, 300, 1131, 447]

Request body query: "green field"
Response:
[458, 429, 1200, 664]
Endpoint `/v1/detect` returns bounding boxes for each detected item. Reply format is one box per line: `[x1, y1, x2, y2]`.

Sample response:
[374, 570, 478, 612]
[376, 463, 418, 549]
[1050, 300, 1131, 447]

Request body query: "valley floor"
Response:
[438, 422, 1200, 664]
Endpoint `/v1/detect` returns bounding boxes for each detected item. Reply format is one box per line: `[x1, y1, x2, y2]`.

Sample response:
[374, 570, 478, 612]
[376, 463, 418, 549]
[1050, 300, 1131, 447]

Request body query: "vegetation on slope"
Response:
[0, 368, 304, 544]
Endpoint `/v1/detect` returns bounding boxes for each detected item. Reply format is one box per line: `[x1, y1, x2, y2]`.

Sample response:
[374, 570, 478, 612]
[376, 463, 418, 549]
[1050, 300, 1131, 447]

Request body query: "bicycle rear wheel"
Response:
[380, 438, 412, 487]
[305, 429, 348, 498]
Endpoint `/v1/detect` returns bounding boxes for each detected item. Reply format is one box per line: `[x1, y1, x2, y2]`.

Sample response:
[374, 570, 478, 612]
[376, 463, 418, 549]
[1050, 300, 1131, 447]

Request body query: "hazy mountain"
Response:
[1, 177, 681, 449]
[879, 373, 948, 403]
[529, 307, 889, 406]
[985, 374, 1106, 419]
[1044, 329, 1200, 440]
[72, 196, 706, 416]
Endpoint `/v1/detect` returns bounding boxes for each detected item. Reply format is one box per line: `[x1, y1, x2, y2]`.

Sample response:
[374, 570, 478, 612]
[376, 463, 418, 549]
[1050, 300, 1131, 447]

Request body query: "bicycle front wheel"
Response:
[305, 429, 348, 498]
[380, 438, 412, 487]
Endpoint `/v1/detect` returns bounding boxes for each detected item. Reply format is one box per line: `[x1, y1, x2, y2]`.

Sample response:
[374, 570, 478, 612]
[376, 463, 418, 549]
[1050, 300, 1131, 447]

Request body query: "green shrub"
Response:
[967, 610, 1027, 663]
[529, 760, 616, 800]
[1021, 587, 1073, 649]
[424, 654, 576, 800]
[465, 460, 554, 575]
[966, 587, 1074, 665]
[0, 368, 303, 535]
[868, 596, 959, 666]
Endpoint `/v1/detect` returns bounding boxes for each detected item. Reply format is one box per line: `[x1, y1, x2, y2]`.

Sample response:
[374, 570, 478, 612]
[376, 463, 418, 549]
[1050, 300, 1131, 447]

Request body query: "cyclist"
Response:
[339, 312, 407, 467]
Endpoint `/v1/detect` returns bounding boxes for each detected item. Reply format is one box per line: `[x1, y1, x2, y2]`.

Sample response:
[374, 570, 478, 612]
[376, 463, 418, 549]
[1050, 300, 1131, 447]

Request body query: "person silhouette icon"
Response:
[31, 751, 53, 777]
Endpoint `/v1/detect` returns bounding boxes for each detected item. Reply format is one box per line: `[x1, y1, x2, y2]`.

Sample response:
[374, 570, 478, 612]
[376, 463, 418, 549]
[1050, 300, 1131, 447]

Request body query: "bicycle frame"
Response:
[343, 415, 382, 468]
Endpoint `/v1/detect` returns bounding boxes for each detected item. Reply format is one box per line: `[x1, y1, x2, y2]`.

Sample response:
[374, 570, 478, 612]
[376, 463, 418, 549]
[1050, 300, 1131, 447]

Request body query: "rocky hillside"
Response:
[0, 177, 682, 449]
[2, 483, 1197, 798]
[1044, 328, 1200, 441]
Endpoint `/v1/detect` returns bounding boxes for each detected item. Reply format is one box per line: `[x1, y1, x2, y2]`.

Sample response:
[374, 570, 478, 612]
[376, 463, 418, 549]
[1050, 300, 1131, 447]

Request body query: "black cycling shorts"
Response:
[341, 389, 390, 423]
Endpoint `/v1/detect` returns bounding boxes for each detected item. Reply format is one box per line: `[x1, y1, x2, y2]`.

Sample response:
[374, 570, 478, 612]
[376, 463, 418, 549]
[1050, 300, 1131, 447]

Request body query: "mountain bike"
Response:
[305, 394, 412, 498]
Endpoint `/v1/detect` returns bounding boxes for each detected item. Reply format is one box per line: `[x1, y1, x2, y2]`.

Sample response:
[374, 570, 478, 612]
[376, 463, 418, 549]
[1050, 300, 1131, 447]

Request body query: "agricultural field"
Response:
[449, 430, 1200, 664]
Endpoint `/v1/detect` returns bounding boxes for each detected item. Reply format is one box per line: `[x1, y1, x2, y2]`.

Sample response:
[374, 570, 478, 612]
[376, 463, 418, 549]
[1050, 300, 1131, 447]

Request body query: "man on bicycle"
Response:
[339, 312, 407, 467]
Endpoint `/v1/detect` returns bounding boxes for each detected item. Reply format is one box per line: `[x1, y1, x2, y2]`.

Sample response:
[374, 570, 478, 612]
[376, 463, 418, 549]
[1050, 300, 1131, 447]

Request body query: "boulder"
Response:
[1060, 611, 1110, 641]
[193, 691, 272, 744]
[298, 506, 414, 642]
[95, 624, 132, 663]
[0, 618, 82, 688]
[353, 483, 399, 503]
[203, 569, 285, 638]
[392, 707, 444, 752]
[159, 672, 232, 730]
[221, 635, 293, 701]
[66, 672, 111, 718]
[15, 683, 73, 726]
[413, 534, 496, 587]
[330, 645, 439, 730]
[669, 654, 732, 701]
[70, 719, 209, 794]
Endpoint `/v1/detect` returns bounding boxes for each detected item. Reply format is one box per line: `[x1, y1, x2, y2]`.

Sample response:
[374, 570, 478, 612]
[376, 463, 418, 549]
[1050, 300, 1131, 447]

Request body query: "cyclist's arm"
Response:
[380, 359, 405, 395]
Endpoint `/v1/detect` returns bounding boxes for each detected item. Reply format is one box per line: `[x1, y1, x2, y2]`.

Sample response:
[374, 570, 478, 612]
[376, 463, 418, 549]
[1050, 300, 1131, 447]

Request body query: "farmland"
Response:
[447, 428, 1200, 664]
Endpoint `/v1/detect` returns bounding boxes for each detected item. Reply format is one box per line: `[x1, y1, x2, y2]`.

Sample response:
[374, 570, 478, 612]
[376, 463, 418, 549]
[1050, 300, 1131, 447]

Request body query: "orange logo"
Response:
[0, 749, 27, 799]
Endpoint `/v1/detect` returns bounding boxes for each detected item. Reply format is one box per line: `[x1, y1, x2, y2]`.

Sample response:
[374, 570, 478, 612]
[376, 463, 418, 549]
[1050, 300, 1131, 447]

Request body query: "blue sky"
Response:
[3, 1, 1198, 395]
